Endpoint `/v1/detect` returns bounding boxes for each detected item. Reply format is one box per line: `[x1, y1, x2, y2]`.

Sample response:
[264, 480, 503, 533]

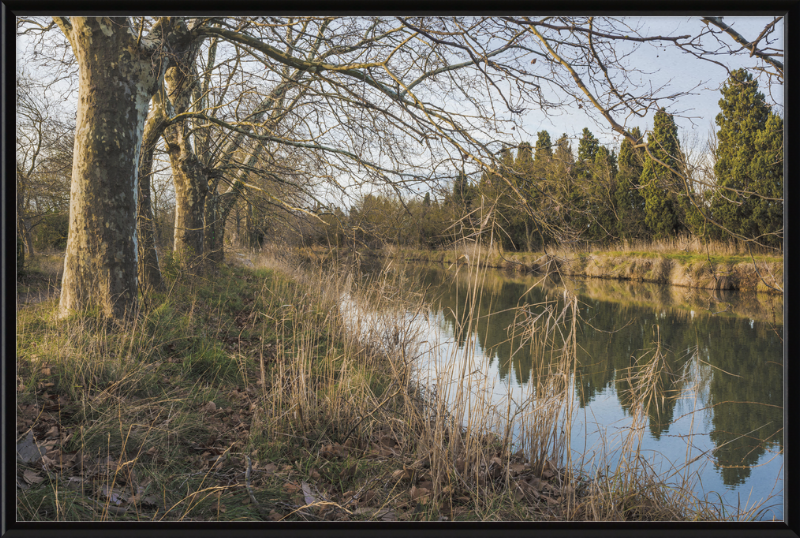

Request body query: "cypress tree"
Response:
[534, 130, 553, 163]
[514, 142, 538, 250]
[711, 69, 783, 247]
[614, 127, 648, 239]
[585, 146, 619, 243]
[577, 127, 599, 178]
[453, 170, 469, 207]
[641, 109, 682, 239]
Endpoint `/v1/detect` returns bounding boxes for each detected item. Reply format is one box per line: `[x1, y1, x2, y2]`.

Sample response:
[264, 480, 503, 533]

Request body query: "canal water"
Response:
[381, 262, 784, 520]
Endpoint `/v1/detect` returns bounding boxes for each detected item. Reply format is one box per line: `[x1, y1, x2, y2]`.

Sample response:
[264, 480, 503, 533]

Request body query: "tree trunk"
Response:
[17, 228, 25, 276]
[137, 94, 167, 292]
[18, 216, 35, 256]
[56, 17, 163, 320]
[164, 52, 208, 273]
[167, 140, 208, 271]
[203, 188, 224, 265]
[23, 221, 35, 256]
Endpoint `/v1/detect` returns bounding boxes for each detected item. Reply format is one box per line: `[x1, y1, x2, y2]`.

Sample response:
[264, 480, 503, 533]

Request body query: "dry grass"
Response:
[15, 242, 775, 522]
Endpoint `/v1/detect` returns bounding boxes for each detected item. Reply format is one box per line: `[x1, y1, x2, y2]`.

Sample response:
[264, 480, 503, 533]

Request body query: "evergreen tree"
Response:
[641, 109, 682, 239]
[711, 69, 783, 247]
[585, 146, 619, 243]
[534, 130, 553, 163]
[614, 127, 648, 239]
[514, 142, 538, 250]
[453, 169, 469, 207]
[496, 147, 522, 250]
[577, 127, 600, 178]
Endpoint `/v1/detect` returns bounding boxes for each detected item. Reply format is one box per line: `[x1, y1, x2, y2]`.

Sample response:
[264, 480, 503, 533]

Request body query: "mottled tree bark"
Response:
[164, 50, 208, 273]
[137, 92, 168, 292]
[54, 17, 163, 320]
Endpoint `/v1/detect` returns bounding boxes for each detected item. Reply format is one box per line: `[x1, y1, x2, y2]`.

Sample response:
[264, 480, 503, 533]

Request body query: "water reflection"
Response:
[406, 263, 783, 507]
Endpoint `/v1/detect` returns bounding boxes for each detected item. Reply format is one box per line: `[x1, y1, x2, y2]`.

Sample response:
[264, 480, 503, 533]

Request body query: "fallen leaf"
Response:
[376, 508, 397, 521]
[282, 482, 301, 494]
[301, 482, 316, 505]
[410, 486, 431, 502]
[354, 507, 376, 518]
[203, 401, 217, 413]
[98, 484, 128, 506]
[141, 494, 161, 508]
[16, 431, 46, 464]
[23, 469, 44, 485]
[360, 489, 376, 504]
[392, 469, 411, 482]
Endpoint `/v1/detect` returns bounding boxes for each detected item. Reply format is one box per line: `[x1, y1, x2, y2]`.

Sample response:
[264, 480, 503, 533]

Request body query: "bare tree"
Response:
[17, 15, 783, 320]
[16, 72, 73, 258]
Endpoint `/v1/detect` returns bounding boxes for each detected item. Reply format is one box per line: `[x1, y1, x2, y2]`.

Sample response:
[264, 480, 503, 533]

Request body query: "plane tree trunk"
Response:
[137, 90, 168, 292]
[53, 16, 195, 320]
[55, 17, 162, 320]
[164, 48, 208, 273]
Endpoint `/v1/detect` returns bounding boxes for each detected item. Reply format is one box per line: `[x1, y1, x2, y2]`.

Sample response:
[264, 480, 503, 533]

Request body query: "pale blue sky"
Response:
[512, 16, 784, 153]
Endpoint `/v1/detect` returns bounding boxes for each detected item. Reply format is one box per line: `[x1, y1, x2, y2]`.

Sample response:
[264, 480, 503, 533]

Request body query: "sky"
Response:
[16, 16, 785, 207]
[511, 16, 784, 153]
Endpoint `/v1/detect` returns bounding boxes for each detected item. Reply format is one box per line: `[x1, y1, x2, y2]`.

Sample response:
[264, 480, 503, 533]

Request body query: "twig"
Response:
[244, 455, 270, 519]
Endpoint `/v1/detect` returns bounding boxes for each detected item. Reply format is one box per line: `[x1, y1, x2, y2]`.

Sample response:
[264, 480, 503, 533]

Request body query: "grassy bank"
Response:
[16, 249, 765, 522]
[378, 241, 783, 295]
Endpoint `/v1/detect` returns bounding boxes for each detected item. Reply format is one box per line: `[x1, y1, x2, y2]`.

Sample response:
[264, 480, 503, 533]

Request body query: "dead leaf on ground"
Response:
[16, 431, 46, 464]
[98, 484, 129, 506]
[202, 401, 217, 413]
[392, 469, 411, 482]
[410, 486, 431, 502]
[263, 463, 278, 475]
[22, 469, 44, 485]
[301, 482, 316, 505]
[283, 482, 301, 494]
[376, 508, 396, 521]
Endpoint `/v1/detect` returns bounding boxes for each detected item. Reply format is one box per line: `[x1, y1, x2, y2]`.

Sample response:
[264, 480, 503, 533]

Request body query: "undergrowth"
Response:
[15, 247, 773, 522]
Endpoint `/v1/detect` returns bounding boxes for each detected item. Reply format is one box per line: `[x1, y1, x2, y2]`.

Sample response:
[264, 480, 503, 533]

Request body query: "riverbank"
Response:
[16, 249, 759, 522]
[379, 245, 783, 295]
